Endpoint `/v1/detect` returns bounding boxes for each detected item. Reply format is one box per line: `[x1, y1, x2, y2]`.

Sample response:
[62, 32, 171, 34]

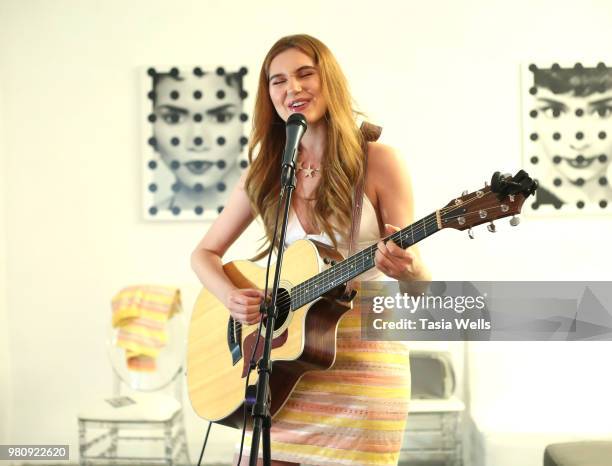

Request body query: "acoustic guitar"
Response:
[187, 170, 537, 428]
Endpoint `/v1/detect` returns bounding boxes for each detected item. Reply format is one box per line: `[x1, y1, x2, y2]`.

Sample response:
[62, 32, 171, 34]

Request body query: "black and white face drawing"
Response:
[143, 66, 249, 219]
[523, 63, 612, 213]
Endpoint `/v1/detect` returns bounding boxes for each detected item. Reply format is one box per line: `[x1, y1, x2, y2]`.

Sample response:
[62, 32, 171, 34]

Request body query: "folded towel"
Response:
[111, 285, 182, 372]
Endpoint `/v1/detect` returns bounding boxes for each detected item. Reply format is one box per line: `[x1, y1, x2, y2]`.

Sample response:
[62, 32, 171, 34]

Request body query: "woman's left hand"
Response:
[375, 224, 424, 281]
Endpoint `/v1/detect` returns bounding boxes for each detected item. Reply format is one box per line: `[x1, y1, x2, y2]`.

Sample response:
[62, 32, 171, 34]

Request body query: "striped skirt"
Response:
[240, 305, 411, 465]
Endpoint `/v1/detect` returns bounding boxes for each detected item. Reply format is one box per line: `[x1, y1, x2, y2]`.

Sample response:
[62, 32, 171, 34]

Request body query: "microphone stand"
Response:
[248, 162, 297, 466]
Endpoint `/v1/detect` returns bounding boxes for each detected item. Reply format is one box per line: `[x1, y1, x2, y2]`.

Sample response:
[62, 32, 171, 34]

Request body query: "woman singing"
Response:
[191, 34, 430, 466]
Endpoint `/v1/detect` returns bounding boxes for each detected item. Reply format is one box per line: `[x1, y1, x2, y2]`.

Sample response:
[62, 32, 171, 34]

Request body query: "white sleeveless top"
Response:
[284, 195, 384, 281]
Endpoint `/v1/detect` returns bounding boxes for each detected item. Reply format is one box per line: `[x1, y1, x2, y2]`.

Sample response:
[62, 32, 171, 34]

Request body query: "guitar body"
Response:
[186, 170, 538, 428]
[187, 239, 351, 428]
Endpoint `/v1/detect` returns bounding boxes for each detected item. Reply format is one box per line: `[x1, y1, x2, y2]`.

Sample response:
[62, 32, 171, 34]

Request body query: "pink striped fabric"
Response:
[241, 305, 411, 466]
[111, 285, 181, 372]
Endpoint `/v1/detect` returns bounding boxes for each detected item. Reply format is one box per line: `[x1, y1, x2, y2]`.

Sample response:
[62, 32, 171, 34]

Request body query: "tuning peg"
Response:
[485, 181, 489, 188]
[509, 215, 520, 227]
[462, 190, 468, 196]
[468, 228, 475, 239]
[487, 222, 496, 233]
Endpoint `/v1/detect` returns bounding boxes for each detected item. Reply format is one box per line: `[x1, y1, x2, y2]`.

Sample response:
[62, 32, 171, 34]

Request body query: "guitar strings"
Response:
[231, 196, 501, 334]
[294, 199, 505, 301]
[231, 213, 440, 333]
[293, 198, 504, 302]
[231, 194, 504, 333]
[231, 193, 507, 334]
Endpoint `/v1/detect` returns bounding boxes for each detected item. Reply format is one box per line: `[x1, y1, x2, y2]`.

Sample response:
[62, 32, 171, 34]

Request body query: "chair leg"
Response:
[78, 420, 86, 466]
[109, 426, 118, 458]
[179, 412, 190, 465]
[164, 420, 174, 466]
[181, 440, 190, 466]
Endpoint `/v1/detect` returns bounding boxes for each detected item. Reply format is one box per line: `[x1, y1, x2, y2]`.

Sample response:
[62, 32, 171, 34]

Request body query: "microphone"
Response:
[281, 113, 307, 169]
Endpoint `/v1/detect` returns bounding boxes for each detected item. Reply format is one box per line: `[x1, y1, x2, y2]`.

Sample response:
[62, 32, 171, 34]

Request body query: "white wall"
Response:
[0, 57, 13, 446]
[1, 0, 612, 465]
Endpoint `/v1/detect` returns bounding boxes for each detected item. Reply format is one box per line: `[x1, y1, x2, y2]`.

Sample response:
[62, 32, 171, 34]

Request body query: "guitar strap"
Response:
[345, 121, 382, 295]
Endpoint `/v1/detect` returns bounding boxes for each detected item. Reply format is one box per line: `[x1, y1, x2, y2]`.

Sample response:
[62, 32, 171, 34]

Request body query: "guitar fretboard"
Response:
[290, 212, 439, 309]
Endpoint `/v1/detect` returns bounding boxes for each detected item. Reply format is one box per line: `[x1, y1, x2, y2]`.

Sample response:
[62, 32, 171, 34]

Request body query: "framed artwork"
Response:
[141, 66, 250, 220]
[521, 62, 612, 214]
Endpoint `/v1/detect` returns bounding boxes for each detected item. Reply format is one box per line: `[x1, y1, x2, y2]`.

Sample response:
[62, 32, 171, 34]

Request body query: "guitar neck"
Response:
[290, 212, 440, 310]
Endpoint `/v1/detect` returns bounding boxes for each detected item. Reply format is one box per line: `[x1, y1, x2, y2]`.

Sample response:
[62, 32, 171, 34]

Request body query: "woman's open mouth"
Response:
[185, 160, 214, 175]
[564, 155, 598, 169]
[288, 100, 310, 113]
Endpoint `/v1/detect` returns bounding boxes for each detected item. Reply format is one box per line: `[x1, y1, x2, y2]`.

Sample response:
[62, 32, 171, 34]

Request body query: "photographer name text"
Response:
[372, 317, 491, 331]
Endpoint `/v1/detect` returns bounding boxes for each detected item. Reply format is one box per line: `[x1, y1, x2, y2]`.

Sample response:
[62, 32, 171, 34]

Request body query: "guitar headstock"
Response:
[439, 170, 538, 234]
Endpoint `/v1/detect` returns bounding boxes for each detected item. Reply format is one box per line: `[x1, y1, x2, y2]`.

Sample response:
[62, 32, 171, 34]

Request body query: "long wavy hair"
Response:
[245, 34, 366, 258]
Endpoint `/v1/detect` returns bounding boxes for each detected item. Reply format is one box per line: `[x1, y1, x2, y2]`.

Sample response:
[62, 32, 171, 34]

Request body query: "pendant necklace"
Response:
[296, 160, 321, 177]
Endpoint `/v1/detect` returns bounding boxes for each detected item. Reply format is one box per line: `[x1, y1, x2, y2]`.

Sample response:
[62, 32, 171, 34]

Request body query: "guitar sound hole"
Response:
[267, 287, 291, 331]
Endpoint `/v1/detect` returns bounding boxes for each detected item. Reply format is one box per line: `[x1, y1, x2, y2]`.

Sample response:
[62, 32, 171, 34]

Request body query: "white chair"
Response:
[77, 296, 190, 466]
[400, 350, 465, 466]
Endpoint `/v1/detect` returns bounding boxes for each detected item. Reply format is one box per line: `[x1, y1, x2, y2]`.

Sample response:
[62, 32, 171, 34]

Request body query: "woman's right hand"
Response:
[225, 288, 265, 324]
